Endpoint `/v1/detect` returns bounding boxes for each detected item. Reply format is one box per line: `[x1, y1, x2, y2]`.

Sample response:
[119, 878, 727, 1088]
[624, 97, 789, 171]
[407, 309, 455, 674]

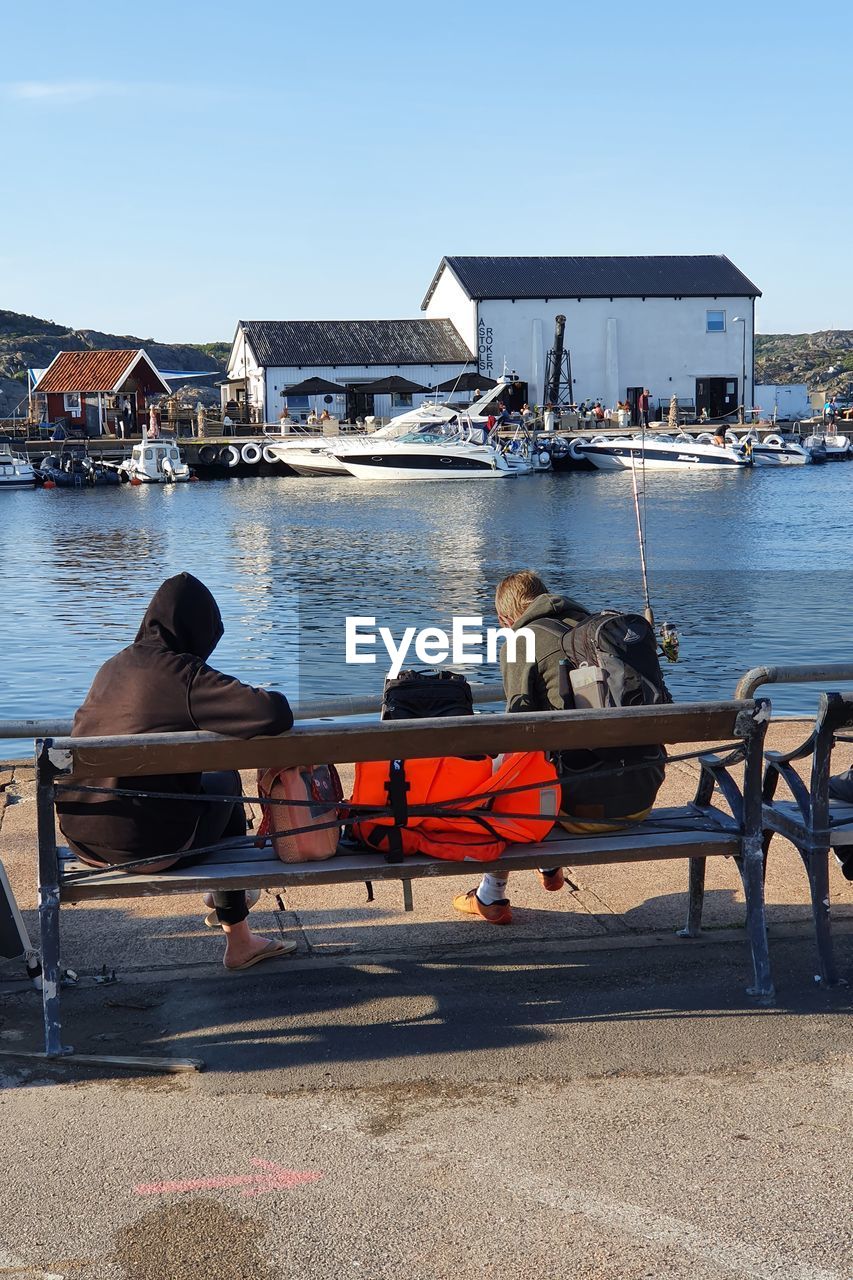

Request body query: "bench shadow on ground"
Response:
[2, 890, 851, 1085]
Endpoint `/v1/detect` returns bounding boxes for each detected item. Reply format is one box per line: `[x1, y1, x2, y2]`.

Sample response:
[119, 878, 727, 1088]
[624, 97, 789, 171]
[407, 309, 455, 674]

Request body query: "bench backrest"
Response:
[42, 699, 765, 780]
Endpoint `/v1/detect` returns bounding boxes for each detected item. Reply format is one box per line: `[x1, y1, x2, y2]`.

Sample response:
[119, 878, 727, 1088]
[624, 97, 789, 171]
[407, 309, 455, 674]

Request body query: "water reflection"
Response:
[2, 467, 853, 757]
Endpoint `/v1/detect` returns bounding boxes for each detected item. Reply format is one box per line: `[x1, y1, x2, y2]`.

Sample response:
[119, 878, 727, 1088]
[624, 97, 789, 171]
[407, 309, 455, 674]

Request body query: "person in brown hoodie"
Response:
[57, 572, 296, 970]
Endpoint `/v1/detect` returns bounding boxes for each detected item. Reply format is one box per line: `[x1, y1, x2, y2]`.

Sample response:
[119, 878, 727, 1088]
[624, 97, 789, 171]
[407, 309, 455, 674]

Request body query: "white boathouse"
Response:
[421, 255, 762, 420]
[222, 319, 474, 424]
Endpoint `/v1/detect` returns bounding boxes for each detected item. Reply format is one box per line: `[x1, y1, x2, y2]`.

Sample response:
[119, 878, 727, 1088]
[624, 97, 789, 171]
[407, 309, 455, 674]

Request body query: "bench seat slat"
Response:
[61, 828, 739, 901]
[764, 797, 853, 846]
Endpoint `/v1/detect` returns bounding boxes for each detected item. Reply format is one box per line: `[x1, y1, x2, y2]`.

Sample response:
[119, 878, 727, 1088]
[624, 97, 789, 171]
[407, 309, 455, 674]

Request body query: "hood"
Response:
[135, 572, 224, 659]
[515, 592, 588, 630]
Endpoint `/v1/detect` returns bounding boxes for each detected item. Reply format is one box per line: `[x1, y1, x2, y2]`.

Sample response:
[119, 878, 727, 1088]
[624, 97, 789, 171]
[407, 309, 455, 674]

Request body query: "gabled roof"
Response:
[238, 319, 473, 369]
[421, 255, 762, 308]
[33, 349, 171, 395]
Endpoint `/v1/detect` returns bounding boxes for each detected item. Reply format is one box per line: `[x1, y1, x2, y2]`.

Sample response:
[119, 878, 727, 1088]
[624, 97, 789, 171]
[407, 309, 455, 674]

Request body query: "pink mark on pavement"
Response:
[133, 1158, 323, 1199]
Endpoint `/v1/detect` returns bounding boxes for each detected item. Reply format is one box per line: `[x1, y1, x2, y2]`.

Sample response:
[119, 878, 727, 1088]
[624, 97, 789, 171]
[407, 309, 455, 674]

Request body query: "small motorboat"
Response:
[37, 444, 121, 487]
[0, 437, 36, 489]
[500, 426, 552, 472]
[117, 439, 191, 483]
[802, 432, 850, 462]
[721, 431, 810, 467]
[575, 432, 752, 471]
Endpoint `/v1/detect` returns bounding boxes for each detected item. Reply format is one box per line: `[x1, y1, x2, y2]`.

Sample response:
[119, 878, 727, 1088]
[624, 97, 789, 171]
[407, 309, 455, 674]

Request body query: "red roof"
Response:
[34, 349, 169, 394]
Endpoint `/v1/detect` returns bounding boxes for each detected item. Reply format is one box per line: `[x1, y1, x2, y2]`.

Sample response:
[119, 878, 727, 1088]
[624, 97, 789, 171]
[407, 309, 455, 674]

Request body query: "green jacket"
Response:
[499, 593, 589, 712]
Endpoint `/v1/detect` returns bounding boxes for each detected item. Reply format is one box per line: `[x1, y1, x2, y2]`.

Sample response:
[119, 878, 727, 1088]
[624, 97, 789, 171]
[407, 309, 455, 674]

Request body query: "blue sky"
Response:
[1, 0, 849, 341]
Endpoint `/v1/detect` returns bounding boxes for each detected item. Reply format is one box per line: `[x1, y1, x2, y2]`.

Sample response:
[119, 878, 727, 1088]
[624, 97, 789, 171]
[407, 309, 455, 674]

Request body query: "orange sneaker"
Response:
[537, 868, 565, 892]
[453, 888, 512, 925]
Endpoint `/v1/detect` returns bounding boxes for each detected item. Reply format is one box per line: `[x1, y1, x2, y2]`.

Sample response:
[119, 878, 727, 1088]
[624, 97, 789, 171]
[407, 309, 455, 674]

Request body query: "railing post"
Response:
[738, 702, 774, 1000]
[35, 739, 69, 1057]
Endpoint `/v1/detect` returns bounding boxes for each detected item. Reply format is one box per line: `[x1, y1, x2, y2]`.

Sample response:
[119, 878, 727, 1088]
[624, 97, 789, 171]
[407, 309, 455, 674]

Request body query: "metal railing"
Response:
[734, 663, 853, 700]
[9, 666, 853, 742]
[0, 683, 505, 742]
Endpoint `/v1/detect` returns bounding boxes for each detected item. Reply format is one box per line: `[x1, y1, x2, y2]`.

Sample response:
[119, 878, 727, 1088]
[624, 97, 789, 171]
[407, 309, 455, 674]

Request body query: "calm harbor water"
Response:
[1, 465, 851, 758]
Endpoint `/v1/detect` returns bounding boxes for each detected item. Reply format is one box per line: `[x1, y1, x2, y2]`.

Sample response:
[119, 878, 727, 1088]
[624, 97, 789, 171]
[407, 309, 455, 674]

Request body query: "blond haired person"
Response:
[453, 571, 587, 925]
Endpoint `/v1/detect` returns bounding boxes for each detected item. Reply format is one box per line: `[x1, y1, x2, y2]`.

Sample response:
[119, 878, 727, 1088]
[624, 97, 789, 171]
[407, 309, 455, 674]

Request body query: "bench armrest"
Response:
[693, 752, 745, 827]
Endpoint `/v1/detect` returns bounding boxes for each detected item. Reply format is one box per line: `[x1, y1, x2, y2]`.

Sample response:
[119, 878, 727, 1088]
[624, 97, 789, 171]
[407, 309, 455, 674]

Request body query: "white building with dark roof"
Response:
[223, 318, 474, 423]
[422, 255, 762, 418]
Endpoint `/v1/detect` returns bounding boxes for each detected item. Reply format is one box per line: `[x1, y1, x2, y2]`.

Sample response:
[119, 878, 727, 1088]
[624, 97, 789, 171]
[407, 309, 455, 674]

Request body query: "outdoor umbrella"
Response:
[283, 376, 346, 395]
[434, 372, 497, 393]
[346, 375, 430, 394]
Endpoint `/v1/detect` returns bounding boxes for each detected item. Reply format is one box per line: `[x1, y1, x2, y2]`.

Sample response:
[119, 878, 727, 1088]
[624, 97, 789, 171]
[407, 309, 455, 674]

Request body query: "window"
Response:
[706, 310, 726, 333]
[63, 392, 81, 414]
[391, 392, 413, 408]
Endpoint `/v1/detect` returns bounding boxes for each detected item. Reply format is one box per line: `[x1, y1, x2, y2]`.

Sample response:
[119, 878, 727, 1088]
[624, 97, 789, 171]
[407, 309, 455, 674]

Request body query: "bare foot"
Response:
[222, 920, 288, 969]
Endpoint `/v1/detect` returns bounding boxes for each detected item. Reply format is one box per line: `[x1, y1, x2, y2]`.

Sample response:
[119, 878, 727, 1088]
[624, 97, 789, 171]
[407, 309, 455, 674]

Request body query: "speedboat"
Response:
[336, 425, 521, 480]
[0, 437, 36, 488]
[117, 439, 191, 483]
[574, 432, 752, 471]
[37, 444, 121, 487]
[803, 432, 850, 461]
[722, 431, 810, 467]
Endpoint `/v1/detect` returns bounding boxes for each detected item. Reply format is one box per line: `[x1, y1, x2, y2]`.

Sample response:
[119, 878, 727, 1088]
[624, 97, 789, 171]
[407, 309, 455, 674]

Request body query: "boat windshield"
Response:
[397, 427, 462, 445]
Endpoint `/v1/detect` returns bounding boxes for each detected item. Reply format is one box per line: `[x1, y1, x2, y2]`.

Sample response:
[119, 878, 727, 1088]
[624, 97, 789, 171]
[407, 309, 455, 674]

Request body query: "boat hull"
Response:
[338, 449, 512, 480]
[582, 444, 750, 471]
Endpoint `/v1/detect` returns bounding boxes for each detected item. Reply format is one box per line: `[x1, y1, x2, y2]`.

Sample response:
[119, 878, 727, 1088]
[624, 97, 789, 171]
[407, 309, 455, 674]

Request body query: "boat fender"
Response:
[43, 479, 56, 489]
[220, 444, 240, 468]
[262, 445, 280, 464]
[198, 444, 218, 465]
[538, 451, 551, 466]
[764, 434, 783, 448]
[130, 475, 143, 486]
[568, 437, 588, 460]
[241, 441, 262, 465]
[590, 435, 609, 445]
[696, 432, 714, 444]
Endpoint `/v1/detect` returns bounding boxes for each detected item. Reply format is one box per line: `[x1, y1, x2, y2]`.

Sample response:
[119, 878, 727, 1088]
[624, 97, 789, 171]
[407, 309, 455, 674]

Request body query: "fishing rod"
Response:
[628, 424, 679, 663]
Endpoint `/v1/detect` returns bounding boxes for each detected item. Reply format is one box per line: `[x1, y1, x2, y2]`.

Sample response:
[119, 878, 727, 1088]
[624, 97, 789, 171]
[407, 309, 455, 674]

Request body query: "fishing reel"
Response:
[659, 621, 680, 664]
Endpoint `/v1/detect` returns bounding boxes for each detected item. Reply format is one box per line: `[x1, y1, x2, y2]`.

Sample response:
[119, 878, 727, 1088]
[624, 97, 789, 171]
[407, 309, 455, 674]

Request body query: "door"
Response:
[696, 377, 738, 420]
[627, 387, 643, 425]
[346, 390, 375, 422]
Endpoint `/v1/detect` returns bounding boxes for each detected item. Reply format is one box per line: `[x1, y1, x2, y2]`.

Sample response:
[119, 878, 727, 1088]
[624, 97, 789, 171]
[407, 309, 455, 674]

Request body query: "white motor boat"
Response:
[723, 431, 810, 466]
[336, 425, 521, 480]
[0, 437, 36, 488]
[573, 433, 752, 471]
[118, 439, 191, 483]
[802, 432, 850, 461]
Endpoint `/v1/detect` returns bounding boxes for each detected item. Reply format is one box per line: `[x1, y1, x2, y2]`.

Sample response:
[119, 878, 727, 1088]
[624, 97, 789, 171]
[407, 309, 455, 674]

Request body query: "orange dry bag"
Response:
[349, 751, 559, 862]
[256, 764, 343, 863]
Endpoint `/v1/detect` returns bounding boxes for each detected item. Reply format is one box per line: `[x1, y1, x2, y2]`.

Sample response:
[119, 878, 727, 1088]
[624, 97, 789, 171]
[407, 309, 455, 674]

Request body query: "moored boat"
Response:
[37, 444, 120, 487]
[802, 432, 850, 461]
[117, 439, 191, 483]
[720, 431, 810, 467]
[576, 432, 752, 471]
[0, 437, 36, 489]
[336, 427, 520, 480]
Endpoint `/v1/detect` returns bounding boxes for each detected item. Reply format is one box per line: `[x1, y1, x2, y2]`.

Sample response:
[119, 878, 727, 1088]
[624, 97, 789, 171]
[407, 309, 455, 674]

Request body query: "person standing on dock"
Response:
[638, 388, 651, 427]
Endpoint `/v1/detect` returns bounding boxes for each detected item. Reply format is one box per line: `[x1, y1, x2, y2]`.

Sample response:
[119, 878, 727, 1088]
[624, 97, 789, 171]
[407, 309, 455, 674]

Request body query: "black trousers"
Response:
[177, 771, 250, 925]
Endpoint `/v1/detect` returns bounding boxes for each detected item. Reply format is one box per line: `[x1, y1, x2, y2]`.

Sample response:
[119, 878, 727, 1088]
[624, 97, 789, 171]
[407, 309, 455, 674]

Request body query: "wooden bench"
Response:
[762, 690, 853, 988]
[35, 698, 773, 1065]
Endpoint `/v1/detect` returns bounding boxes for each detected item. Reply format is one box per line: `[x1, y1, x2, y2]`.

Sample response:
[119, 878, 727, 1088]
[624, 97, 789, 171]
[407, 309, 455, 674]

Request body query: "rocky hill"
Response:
[0, 309, 228, 416]
[755, 331, 853, 398]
